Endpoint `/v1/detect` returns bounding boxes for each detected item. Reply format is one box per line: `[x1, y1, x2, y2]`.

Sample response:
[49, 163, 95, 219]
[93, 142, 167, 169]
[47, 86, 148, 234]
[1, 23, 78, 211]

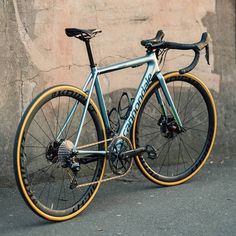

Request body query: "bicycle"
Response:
[14, 28, 217, 221]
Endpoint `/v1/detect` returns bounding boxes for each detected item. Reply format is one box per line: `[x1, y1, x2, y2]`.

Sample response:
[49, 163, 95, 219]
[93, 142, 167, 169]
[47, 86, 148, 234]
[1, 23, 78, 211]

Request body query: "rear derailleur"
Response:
[46, 140, 80, 189]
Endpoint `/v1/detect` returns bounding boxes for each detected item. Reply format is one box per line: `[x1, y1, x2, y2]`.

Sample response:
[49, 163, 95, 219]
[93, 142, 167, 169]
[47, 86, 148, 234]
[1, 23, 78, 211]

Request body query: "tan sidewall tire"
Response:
[132, 72, 217, 186]
[15, 85, 107, 221]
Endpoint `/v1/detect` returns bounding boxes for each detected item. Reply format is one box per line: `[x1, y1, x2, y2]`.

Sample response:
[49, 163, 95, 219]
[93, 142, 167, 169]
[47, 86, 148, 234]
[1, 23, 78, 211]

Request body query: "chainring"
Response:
[108, 136, 133, 175]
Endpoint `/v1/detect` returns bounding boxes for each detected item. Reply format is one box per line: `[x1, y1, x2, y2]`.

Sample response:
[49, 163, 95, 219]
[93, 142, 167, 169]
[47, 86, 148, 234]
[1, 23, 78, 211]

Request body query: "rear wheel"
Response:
[14, 85, 106, 221]
[132, 72, 217, 186]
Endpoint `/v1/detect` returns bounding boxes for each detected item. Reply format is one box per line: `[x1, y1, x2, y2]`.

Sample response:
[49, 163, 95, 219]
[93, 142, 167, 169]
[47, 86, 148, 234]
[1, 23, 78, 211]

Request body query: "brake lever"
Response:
[205, 45, 210, 65]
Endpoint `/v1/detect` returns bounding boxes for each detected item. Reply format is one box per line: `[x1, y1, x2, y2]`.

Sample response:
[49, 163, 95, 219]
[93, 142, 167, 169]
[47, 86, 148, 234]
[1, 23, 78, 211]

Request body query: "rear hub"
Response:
[46, 140, 80, 172]
[46, 140, 61, 163]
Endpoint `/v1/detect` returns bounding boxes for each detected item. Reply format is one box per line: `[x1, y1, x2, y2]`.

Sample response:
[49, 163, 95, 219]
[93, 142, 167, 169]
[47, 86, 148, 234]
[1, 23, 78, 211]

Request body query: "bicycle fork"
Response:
[155, 72, 183, 129]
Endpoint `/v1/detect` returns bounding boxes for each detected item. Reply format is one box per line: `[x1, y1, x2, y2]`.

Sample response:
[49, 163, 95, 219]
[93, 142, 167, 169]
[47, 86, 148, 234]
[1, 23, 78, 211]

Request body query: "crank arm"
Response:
[121, 145, 157, 160]
[120, 147, 147, 159]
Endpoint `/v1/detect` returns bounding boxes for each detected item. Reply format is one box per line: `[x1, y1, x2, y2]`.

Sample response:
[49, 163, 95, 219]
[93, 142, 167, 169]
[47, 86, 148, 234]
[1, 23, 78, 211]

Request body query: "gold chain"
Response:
[77, 138, 113, 150]
[76, 136, 133, 188]
[75, 168, 132, 188]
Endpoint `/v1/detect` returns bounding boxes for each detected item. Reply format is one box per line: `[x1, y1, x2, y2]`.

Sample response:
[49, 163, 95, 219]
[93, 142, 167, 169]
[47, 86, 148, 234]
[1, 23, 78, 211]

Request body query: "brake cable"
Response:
[158, 49, 169, 71]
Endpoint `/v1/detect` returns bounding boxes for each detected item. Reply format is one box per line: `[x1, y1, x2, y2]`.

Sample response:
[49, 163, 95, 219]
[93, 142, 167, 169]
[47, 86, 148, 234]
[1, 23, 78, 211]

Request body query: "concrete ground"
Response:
[0, 158, 235, 236]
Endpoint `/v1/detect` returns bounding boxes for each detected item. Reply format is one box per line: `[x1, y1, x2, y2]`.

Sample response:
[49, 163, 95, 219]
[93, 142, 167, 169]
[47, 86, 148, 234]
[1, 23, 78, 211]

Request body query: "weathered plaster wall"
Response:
[0, 0, 235, 185]
[202, 0, 236, 157]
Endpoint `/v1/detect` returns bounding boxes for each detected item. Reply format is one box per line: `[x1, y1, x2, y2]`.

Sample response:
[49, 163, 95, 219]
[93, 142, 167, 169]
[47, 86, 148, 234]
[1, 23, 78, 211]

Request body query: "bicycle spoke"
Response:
[142, 111, 159, 122]
[177, 135, 186, 170]
[181, 85, 192, 119]
[176, 136, 181, 174]
[186, 127, 208, 133]
[49, 99, 62, 137]
[185, 119, 208, 130]
[65, 102, 79, 139]
[183, 99, 205, 123]
[66, 97, 71, 127]
[159, 140, 173, 173]
[33, 118, 53, 142]
[62, 169, 67, 209]
[27, 132, 47, 148]
[181, 137, 200, 155]
[179, 89, 198, 117]
[67, 118, 92, 141]
[25, 145, 45, 149]
[28, 151, 46, 162]
[41, 108, 56, 140]
[179, 136, 194, 164]
[46, 177, 52, 207]
[38, 178, 49, 200]
[139, 130, 161, 138]
[143, 132, 162, 147]
[30, 164, 54, 184]
[184, 109, 207, 125]
[148, 101, 162, 114]
[56, 174, 63, 209]
[141, 124, 160, 129]
[177, 80, 183, 111]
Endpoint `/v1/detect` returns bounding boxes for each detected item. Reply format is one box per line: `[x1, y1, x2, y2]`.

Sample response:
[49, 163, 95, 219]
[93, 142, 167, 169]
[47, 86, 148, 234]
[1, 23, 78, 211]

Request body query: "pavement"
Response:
[0, 158, 235, 236]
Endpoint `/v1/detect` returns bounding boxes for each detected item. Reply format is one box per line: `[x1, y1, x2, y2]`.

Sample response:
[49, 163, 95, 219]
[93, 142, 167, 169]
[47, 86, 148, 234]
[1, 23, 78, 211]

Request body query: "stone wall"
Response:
[0, 0, 235, 185]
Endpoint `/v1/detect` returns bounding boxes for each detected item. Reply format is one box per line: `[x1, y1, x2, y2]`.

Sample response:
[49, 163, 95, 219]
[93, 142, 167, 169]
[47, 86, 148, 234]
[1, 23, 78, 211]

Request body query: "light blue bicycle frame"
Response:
[56, 51, 183, 155]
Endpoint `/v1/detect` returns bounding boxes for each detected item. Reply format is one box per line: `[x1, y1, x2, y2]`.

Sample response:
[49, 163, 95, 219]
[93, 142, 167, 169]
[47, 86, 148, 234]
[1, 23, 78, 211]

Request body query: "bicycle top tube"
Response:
[97, 52, 159, 75]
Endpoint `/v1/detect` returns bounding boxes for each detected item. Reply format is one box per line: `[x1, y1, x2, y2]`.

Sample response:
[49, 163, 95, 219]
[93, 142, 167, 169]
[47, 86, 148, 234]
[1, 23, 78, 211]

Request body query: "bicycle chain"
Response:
[75, 136, 133, 188]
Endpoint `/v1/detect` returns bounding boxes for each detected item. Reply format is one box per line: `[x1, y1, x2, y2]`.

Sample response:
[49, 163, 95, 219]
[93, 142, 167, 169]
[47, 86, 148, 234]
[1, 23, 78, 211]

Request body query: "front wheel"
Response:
[14, 85, 107, 221]
[132, 72, 217, 186]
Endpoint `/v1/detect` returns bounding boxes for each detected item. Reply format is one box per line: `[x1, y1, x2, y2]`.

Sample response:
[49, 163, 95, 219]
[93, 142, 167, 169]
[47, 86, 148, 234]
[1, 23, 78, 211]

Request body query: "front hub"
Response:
[158, 115, 183, 139]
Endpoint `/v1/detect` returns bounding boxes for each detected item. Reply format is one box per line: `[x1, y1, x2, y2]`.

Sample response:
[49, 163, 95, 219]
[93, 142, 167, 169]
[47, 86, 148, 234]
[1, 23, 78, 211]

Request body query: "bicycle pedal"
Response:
[146, 145, 157, 160]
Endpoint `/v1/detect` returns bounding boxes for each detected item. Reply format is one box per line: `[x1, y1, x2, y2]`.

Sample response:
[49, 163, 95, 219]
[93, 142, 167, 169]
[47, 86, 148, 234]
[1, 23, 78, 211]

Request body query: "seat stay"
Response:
[56, 73, 93, 141]
[73, 67, 98, 150]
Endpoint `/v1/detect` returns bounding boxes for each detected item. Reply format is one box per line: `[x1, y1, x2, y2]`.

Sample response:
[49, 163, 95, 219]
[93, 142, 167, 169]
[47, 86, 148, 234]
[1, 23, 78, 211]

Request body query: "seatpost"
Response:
[85, 39, 96, 68]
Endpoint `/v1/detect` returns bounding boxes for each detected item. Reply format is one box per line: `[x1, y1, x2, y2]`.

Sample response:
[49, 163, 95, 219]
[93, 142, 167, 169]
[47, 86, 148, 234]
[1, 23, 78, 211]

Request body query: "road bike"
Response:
[14, 28, 217, 221]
